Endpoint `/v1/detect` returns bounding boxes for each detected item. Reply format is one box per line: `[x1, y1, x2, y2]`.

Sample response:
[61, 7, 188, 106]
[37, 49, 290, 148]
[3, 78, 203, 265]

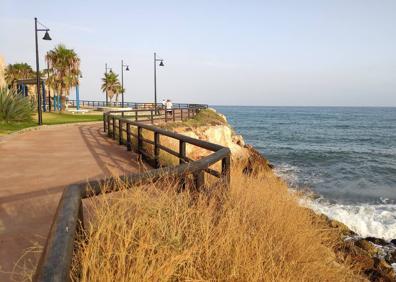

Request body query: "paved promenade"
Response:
[0, 123, 145, 281]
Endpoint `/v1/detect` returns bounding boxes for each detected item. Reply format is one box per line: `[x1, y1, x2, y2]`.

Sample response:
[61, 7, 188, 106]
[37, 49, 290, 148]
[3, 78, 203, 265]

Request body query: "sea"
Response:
[214, 106, 396, 241]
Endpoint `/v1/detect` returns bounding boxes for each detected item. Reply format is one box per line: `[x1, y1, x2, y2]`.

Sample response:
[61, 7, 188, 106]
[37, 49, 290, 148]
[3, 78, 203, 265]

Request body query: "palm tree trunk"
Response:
[58, 87, 66, 111]
[66, 89, 70, 110]
[61, 96, 66, 111]
[54, 93, 57, 111]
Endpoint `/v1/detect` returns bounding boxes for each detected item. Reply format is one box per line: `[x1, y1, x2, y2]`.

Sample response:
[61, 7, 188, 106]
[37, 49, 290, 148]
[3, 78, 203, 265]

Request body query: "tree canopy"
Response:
[46, 44, 81, 110]
[101, 72, 123, 102]
[4, 63, 35, 89]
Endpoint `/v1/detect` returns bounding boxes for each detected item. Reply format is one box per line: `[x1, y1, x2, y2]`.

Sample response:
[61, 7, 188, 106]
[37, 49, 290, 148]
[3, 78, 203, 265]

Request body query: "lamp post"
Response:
[154, 52, 164, 114]
[46, 60, 51, 112]
[34, 17, 51, 125]
[105, 63, 112, 106]
[76, 73, 82, 110]
[121, 59, 129, 110]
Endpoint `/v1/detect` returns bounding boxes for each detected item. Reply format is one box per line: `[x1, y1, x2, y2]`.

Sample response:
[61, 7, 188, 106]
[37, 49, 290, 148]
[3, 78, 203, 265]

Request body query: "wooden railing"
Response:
[67, 99, 208, 110]
[101, 107, 201, 130]
[34, 105, 231, 281]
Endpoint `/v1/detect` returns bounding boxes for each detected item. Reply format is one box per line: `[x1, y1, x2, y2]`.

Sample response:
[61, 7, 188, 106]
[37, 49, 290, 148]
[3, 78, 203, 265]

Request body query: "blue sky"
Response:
[1, 0, 395, 106]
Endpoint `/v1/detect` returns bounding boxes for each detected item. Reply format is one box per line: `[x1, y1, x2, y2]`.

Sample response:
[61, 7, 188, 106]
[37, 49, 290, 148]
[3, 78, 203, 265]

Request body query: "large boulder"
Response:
[168, 124, 249, 161]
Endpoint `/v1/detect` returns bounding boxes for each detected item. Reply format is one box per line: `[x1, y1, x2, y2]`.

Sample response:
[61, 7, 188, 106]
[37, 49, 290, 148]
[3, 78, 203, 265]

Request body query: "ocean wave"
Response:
[275, 163, 396, 240]
[274, 163, 323, 189]
[303, 199, 396, 241]
[273, 163, 300, 187]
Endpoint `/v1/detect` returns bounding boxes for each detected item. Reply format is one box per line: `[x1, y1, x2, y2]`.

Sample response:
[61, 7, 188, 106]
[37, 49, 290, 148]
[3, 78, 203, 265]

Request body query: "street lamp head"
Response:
[126, 65, 130, 71]
[159, 60, 164, 67]
[42, 30, 52, 40]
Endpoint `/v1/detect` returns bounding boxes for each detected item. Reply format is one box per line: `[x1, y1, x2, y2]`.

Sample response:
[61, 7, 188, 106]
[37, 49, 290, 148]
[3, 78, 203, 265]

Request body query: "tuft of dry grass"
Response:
[160, 109, 227, 130]
[8, 244, 43, 282]
[72, 165, 363, 281]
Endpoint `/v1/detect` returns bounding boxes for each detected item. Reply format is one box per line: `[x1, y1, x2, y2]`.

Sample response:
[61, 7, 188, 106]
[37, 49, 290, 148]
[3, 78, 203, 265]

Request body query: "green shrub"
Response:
[0, 87, 34, 123]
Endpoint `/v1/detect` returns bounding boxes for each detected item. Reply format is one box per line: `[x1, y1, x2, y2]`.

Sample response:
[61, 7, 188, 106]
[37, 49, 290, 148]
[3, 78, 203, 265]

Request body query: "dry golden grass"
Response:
[72, 165, 363, 281]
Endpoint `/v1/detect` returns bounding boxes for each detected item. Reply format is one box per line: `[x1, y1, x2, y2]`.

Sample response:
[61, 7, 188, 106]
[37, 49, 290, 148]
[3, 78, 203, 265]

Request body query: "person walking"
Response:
[166, 99, 173, 115]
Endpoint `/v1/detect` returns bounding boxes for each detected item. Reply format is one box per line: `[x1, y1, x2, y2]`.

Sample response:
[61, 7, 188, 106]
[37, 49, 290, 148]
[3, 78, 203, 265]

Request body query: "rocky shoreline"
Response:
[173, 108, 396, 281]
[240, 132, 396, 281]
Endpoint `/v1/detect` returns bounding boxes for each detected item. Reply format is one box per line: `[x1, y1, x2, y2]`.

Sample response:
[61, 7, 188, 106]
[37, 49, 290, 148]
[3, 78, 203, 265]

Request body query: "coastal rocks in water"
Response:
[307, 208, 396, 281]
[367, 257, 396, 282]
[355, 239, 380, 257]
[385, 250, 396, 264]
[366, 237, 391, 247]
[308, 208, 355, 237]
[242, 144, 273, 175]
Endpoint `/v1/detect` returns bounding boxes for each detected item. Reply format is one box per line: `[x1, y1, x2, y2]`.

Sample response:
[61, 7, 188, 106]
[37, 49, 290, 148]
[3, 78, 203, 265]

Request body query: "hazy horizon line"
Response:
[211, 105, 396, 108]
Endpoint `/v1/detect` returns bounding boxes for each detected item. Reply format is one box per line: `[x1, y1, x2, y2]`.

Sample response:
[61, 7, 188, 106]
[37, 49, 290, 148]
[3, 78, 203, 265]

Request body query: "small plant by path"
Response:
[0, 87, 34, 123]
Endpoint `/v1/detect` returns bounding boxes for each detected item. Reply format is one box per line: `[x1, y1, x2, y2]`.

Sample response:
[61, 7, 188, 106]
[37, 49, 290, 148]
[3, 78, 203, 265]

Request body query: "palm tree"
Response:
[46, 44, 80, 110]
[4, 63, 35, 90]
[101, 72, 122, 104]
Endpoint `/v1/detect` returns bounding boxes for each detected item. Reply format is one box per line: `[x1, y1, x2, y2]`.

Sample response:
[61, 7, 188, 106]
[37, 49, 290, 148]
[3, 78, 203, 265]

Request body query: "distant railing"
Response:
[67, 99, 208, 110]
[34, 105, 230, 281]
[101, 107, 203, 126]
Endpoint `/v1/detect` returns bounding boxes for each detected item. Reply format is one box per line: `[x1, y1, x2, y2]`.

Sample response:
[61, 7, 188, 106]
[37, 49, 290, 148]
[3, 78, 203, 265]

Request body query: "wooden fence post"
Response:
[178, 140, 186, 192]
[150, 110, 154, 124]
[180, 109, 183, 121]
[112, 116, 116, 140]
[193, 171, 205, 191]
[154, 132, 160, 168]
[107, 115, 111, 137]
[221, 155, 231, 188]
[173, 109, 176, 122]
[179, 141, 186, 164]
[103, 113, 106, 132]
[135, 111, 138, 121]
[126, 123, 131, 151]
[118, 119, 123, 145]
[137, 126, 142, 154]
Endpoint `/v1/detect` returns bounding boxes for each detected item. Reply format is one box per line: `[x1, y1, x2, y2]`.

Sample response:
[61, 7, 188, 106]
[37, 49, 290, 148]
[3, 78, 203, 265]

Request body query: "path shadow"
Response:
[78, 124, 147, 177]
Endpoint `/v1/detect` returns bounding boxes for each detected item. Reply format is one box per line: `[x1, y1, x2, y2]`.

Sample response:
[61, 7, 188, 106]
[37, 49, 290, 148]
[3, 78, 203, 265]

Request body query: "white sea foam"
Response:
[275, 163, 396, 240]
[273, 163, 300, 187]
[303, 199, 396, 241]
